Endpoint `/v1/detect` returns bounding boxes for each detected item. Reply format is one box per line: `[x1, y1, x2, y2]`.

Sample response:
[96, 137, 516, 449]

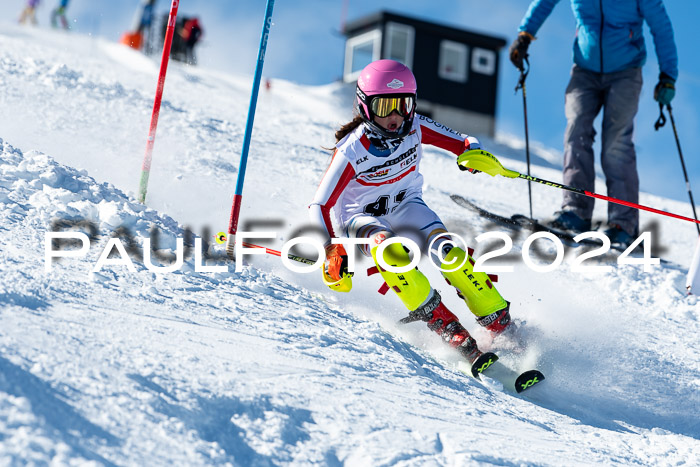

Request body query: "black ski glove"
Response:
[457, 161, 480, 174]
[509, 32, 533, 70]
[654, 72, 676, 106]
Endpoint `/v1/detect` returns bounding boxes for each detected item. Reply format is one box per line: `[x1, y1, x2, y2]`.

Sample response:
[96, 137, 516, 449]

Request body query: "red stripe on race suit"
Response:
[420, 125, 470, 155]
[360, 133, 371, 150]
[356, 165, 416, 187]
[318, 161, 355, 237]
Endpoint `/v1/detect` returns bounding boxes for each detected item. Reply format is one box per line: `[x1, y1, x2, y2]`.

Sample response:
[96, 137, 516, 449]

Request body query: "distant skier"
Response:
[120, 0, 157, 51]
[310, 59, 514, 364]
[179, 17, 203, 65]
[134, 0, 157, 34]
[51, 0, 69, 30]
[18, 0, 40, 25]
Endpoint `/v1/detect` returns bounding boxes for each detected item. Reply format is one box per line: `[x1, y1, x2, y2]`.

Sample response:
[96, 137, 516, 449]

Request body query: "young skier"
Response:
[309, 59, 512, 364]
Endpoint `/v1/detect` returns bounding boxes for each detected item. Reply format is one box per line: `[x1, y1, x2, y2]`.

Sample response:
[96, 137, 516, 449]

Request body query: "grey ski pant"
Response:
[561, 65, 643, 235]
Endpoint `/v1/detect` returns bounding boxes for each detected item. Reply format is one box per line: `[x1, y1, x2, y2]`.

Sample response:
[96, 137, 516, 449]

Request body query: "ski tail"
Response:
[514, 370, 545, 393]
[470, 351, 498, 377]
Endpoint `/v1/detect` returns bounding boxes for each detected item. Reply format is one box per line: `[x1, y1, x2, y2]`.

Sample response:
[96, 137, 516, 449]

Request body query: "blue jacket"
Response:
[518, 0, 677, 80]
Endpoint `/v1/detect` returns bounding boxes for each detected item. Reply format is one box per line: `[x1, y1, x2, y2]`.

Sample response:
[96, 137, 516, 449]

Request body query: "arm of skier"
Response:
[518, 0, 561, 37]
[640, 0, 678, 81]
[509, 0, 560, 68]
[309, 150, 356, 246]
[418, 116, 480, 156]
[417, 116, 482, 172]
[309, 150, 356, 283]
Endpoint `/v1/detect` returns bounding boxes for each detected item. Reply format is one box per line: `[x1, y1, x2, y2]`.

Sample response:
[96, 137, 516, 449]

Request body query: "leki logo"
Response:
[386, 79, 404, 89]
[373, 233, 387, 245]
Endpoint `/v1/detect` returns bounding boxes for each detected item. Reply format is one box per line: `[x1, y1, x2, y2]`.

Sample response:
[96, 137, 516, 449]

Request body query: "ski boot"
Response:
[476, 303, 512, 336]
[400, 290, 482, 363]
[477, 302, 526, 353]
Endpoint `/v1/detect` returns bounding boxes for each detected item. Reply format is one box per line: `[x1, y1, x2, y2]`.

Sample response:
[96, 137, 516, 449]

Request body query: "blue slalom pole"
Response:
[227, 0, 275, 254]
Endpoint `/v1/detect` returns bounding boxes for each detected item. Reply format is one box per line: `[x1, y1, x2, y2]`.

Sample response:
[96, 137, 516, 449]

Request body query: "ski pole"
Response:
[654, 103, 700, 235]
[240, 240, 349, 290]
[515, 56, 534, 220]
[225, 0, 275, 259]
[138, 0, 179, 204]
[239, 241, 318, 266]
[457, 149, 700, 226]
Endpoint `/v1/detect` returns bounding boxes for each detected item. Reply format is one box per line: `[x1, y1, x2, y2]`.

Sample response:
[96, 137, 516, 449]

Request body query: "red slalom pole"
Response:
[138, 0, 180, 204]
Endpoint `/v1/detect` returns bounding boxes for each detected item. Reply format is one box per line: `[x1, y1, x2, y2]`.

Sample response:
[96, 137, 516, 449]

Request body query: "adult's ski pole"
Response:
[225, 0, 275, 259]
[457, 149, 700, 227]
[138, 0, 179, 204]
[515, 56, 534, 220]
[654, 103, 700, 235]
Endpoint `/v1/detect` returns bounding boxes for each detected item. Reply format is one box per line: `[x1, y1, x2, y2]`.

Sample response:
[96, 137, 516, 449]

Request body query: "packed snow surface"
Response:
[1, 24, 699, 466]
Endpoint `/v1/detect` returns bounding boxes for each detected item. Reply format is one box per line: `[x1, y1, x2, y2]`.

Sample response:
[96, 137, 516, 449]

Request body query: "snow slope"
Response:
[1, 23, 699, 465]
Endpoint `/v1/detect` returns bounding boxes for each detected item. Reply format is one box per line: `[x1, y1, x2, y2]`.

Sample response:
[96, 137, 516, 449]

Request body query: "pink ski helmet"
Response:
[356, 59, 417, 138]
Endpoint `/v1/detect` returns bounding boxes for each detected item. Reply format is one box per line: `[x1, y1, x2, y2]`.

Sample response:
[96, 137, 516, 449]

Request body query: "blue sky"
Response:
[5, 0, 700, 207]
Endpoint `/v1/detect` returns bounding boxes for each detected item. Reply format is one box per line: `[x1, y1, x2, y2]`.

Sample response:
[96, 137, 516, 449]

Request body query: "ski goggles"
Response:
[370, 96, 415, 118]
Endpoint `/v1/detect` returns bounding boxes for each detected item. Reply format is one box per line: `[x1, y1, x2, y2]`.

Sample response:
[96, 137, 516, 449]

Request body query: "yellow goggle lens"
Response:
[371, 96, 414, 118]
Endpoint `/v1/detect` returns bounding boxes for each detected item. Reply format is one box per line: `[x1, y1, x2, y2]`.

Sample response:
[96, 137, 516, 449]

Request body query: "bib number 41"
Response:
[363, 190, 407, 217]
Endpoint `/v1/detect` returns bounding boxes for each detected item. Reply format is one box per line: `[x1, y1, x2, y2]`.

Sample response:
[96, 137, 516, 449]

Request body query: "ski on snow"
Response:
[446, 194, 550, 392]
[468, 351, 545, 394]
[450, 194, 672, 261]
[450, 194, 603, 247]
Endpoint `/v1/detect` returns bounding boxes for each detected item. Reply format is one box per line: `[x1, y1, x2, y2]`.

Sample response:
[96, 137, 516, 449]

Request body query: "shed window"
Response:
[438, 40, 468, 82]
[472, 48, 496, 75]
[384, 22, 414, 68]
[344, 29, 381, 82]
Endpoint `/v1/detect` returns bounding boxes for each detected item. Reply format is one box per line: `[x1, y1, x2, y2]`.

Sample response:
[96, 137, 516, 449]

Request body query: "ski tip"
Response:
[470, 351, 499, 378]
[514, 369, 545, 393]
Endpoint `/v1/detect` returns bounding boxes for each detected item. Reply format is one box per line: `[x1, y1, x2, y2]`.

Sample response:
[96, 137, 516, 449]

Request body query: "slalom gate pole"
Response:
[138, 0, 180, 204]
[654, 104, 700, 235]
[515, 57, 534, 220]
[225, 0, 275, 259]
[457, 149, 700, 227]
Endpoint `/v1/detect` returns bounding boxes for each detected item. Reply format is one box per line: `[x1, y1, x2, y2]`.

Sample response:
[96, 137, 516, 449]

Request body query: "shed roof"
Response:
[344, 11, 506, 50]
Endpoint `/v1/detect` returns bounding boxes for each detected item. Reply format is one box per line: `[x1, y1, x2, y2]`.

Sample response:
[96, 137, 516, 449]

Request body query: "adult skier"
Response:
[309, 59, 513, 364]
[508, 0, 678, 248]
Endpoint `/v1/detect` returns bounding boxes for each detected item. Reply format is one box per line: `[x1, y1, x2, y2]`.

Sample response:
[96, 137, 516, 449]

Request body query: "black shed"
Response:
[343, 11, 506, 138]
